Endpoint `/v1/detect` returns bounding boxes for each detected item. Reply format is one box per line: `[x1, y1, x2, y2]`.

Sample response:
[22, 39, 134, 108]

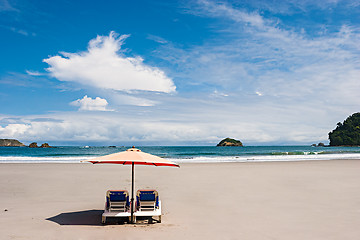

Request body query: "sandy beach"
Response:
[0, 160, 359, 240]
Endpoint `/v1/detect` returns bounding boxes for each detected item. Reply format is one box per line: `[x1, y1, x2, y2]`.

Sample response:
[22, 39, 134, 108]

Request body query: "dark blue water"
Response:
[1, 146, 360, 163]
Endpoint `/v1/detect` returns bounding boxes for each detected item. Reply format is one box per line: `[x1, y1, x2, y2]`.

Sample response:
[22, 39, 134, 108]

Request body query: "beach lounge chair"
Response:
[135, 189, 162, 223]
[102, 190, 131, 223]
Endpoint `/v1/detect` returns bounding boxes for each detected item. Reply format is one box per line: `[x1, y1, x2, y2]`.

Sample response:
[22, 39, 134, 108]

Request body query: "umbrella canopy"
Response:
[84, 147, 179, 223]
[88, 147, 179, 167]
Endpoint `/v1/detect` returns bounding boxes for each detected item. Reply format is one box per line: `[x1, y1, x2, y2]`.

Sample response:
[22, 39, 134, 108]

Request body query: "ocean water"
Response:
[1, 146, 360, 163]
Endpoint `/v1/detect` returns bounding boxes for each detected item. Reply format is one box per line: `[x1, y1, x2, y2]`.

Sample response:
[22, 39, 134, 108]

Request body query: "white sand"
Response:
[0, 160, 359, 239]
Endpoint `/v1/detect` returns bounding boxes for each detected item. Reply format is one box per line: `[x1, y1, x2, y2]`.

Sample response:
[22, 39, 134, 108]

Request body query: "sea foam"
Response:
[171, 153, 360, 164]
[1, 153, 360, 163]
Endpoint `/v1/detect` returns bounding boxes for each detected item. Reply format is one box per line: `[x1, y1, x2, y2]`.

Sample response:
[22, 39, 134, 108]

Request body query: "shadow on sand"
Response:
[46, 209, 103, 226]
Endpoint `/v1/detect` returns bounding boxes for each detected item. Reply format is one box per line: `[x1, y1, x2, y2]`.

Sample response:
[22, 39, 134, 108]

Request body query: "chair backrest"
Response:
[136, 190, 159, 210]
[106, 190, 129, 211]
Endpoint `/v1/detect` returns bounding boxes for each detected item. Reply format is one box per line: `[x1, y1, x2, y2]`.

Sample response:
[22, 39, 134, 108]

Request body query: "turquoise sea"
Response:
[1, 146, 360, 163]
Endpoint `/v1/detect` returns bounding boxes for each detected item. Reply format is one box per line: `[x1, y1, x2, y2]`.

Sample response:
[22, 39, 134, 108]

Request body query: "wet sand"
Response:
[0, 160, 359, 239]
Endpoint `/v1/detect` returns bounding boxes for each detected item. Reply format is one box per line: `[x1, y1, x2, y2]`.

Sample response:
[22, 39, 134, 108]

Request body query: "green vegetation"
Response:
[329, 113, 360, 146]
[217, 138, 243, 146]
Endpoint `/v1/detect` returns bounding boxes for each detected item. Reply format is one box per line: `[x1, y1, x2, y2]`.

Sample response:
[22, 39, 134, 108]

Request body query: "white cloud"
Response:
[70, 95, 113, 111]
[43, 31, 176, 93]
[0, 25, 36, 37]
[211, 90, 229, 97]
[0, 124, 30, 137]
[147, 34, 168, 44]
[9, 27, 28, 36]
[26, 70, 45, 76]
[161, 0, 360, 104]
[0, 102, 341, 145]
[0, 0, 19, 12]
[190, 0, 267, 28]
[109, 94, 158, 107]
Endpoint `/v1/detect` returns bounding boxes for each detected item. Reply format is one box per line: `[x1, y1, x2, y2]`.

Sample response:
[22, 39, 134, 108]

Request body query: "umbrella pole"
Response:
[131, 162, 135, 223]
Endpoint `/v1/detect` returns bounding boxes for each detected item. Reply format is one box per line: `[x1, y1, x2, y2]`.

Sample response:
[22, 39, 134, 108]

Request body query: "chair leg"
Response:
[102, 216, 106, 224]
[129, 216, 136, 223]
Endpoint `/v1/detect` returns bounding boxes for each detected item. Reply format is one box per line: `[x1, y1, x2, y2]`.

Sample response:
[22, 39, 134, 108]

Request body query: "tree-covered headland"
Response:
[328, 113, 360, 146]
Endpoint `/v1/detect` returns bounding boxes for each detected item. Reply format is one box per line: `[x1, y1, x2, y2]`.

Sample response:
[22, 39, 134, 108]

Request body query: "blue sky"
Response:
[0, 0, 359, 146]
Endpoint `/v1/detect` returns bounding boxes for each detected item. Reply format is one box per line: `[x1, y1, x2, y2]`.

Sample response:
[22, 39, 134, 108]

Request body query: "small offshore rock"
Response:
[29, 142, 38, 148]
[40, 143, 52, 148]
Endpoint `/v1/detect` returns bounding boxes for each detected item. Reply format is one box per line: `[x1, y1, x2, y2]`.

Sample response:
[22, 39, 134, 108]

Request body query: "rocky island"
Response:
[0, 139, 25, 147]
[29, 142, 53, 148]
[311, 143, 326, 147]
[217, 138, 243, 147]
[0, 139, 53, 148]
